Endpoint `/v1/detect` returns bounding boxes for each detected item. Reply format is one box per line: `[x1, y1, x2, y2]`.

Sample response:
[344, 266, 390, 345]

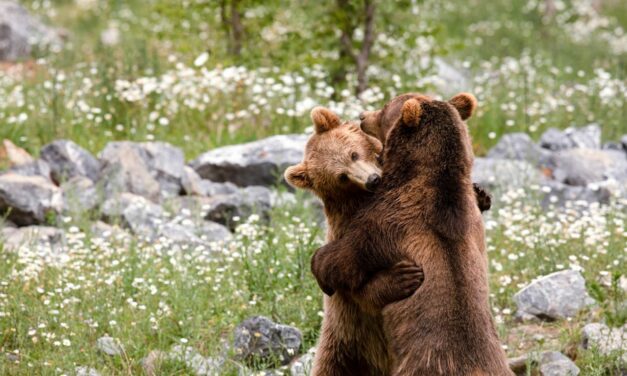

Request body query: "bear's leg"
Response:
[312, 295, 389, 376]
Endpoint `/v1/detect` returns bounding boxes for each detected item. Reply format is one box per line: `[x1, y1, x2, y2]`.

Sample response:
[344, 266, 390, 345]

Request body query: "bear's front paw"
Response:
[473, 183, 492, 212]
[382, 261, 424, 304]
[311, 246, 337, 296]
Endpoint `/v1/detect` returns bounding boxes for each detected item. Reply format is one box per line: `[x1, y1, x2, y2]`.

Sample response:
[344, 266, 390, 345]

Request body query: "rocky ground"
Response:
[1, 125, 626, 375]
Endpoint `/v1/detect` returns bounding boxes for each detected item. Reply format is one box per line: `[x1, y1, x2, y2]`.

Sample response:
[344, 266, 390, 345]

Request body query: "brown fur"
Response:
[360, 93, 492, 212]
[311, 94, 513, 375]
[285, 108, 425, 375]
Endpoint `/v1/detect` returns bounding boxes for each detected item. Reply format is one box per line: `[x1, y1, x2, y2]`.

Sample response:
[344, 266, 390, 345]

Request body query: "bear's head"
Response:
[379, 92, 477, 184]
[285, 107, 384, 200]
[360, 92, 476, 145]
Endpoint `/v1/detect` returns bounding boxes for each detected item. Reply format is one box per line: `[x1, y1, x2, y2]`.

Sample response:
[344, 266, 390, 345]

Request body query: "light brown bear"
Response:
[311, 93, 513, 375]
[285, 109, 425, 375]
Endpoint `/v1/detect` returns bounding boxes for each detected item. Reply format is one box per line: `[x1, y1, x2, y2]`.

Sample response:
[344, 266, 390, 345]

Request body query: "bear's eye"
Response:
[351, 152, 359, 161]
[339, 173, 349, 183]
[376, 155, 384, 165]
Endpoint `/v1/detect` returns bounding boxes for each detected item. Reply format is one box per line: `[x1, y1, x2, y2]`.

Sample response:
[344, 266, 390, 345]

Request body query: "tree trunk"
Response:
[355, 0, 375, 96]
[219, 0, 244, 57]
[230, 0, 243, 56]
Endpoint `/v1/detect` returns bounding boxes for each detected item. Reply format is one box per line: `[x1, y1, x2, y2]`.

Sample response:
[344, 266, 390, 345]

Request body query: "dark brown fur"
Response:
[360, 93, 492, 212]
[311, 94, 512, 375]
[285, 108, 425, 375]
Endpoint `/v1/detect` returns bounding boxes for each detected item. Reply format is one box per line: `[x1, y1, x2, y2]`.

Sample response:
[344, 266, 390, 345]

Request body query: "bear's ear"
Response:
[448, 93, 477, 120]
[311, 107, 341, 133]
[401, 99, 422, 126]
[284, 163, 311, 189]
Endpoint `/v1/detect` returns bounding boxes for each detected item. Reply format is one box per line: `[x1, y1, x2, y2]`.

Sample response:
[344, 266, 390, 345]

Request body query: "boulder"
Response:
[168, 345, 224, 376]
[190, 134, 307, 187]
[539, 351, 579, 376]
[0, 173, 62, 225]
[0, 0, 62, 61]
[290, 348, 315, 376]
[539, 181, 611, 208]
[197, 180, 240, 197]
[61, 176, 100, 213]
[98, 142, 161, 201]
[487, 133, 549, 164]
[137, 142, 187, 197]
[101, 193, 165, 239]
[8, 159, 51, 180]
[75, 367, 101, 376]
[96, 336, 124, 356]
[0, 139, 33, 166]
[1, 225, 64, 251]
[169, 186, 273, 231]
[181, 166, 204, 196]
[548, 148, 627, 186]
[233, 316, 302, 367]
[540, 125, 601, 151]
[40, 140, 100, 184]
[581, 323, 627, 362]
[514, 270, 594, 321]
[621, 135, 627, 151]
[473, 158, 543, 193]
[90, 221, 131, 242]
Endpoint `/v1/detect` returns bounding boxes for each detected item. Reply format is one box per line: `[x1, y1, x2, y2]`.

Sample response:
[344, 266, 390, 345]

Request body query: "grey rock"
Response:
[514, 270, 594, 321]
[473, 158, 543, 193]
[233, 315, 302, 367]
[621, 135, 627, 151]
[138, 142, 187, 197]
[487, 133, 549, 164]
[198, 180, 240, 197]
[508, 354, 532, 375]
[8, 159, 51, 180]
[181, 166, 204, 196]
[75, 366, 101, 376]
[0, 173, 62, 225]
[540, 125, 601, 151]
[157, 220, 232, 249]
[203, 186, 273, 230]
[61, 176, 100, 213]
[582, 323, 627, 361]
[539, 351, 579, 376]
[96, 336, 124, 356]
[602, 142, 623, 151]
[40, 140, 100, 184]
[168, 345, 224, 376]
[1, 225, 65, 251]
[190, 134, 308, 187]
[0, 0, 62, 61]
[290, 348, 315, 376]
[0, 139, 33, 166]
[90, 221, 130, 242]
[5, 352, 18, 362]
[101, 193, 165, 239]
[141, 350, 167, 376]
[539, 181, 611, 208]
[548, 148, 627, 186]
[430, 58, 470, 96]
[99, 142, 161, 201]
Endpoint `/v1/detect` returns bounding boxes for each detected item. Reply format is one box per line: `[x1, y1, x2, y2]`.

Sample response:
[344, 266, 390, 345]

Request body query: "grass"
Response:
[0, 192, 625, 374]
[0, 0, 624, 157]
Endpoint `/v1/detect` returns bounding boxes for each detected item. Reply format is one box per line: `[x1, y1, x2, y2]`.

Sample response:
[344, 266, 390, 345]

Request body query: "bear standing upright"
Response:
[311, 93, 513, 375]
[285, 109, 425, 375]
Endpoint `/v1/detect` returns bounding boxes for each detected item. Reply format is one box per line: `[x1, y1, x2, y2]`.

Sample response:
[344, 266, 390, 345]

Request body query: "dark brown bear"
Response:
[285, 108, 425, 376]
[311, 93, 513, 375]
[359, 93, 491, 213]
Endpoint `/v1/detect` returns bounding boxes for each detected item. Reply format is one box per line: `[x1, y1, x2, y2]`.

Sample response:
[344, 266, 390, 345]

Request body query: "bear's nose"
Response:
[365, 174, 381, 191]
[359, 112, 366, 121]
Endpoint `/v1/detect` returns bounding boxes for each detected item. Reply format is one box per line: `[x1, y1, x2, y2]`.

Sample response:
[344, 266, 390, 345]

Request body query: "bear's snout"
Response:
[366, 174, 381, 191]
